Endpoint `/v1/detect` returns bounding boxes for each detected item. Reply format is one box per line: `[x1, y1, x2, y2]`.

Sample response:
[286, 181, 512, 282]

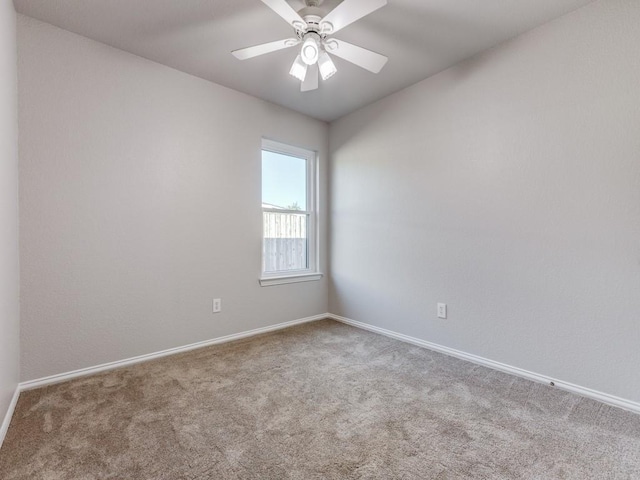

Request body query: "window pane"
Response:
[263, 212, 308, 273]
[262, 150, 307, 211]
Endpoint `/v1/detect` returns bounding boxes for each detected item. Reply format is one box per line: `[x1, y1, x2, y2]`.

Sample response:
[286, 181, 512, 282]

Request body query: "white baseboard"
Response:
[0, 386, 20, 450]
[20, 313, 329, 392]
[328, 314, 640, 415]
[8, 310, 638, 446]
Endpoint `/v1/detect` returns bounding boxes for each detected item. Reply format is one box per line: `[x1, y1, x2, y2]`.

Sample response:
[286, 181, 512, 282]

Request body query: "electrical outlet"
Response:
[437, 303, 447, 319]
[213, 298, 222, 313]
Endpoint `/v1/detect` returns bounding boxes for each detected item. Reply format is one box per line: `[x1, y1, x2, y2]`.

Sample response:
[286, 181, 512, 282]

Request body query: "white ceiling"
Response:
[13, 0, 596, 122]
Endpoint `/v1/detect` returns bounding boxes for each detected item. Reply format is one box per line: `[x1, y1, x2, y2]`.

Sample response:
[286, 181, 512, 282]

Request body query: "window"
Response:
[260, 139, 321, 286]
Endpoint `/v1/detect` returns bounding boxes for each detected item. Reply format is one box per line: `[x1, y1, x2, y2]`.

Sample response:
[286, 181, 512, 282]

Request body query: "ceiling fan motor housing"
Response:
[295, 7, 324, 35]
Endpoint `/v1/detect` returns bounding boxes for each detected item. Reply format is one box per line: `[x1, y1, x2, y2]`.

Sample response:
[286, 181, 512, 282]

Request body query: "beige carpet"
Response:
[1, 319, 639, 479]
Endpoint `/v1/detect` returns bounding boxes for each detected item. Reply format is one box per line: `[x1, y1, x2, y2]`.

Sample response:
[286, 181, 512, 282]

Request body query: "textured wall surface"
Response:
[18, 16, 329, 381]
[330, 0, 640, 402]
[0, 0, 20, 422]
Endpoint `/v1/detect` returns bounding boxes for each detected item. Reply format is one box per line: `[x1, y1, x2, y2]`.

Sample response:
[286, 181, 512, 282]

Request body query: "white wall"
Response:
[18, 16, 329, 381]
[0, 0, 20, 421]
[330, 0, 640, 403]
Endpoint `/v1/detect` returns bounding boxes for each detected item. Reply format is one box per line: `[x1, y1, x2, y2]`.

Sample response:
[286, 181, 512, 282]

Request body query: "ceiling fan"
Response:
[232, 0, 388, 92]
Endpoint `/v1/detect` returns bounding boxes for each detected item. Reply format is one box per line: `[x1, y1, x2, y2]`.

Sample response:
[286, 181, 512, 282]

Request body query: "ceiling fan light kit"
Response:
[289, 54, 308, 81]
[301, 33, 321, 65]
[318, 51, 337, 80]
[232, 0, 388, 92]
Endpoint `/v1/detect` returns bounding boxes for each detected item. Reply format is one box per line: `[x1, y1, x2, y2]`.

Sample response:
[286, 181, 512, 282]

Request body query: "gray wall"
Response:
[18, 16, 329, 381]
[0, 1, 20, 420]
[330, 0, 640, 403]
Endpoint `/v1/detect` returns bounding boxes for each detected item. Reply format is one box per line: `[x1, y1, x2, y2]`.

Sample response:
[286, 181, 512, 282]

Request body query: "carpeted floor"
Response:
[1, 319, 639, 479]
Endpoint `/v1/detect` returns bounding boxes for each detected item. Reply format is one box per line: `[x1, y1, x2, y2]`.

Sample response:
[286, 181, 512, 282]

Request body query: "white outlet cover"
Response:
[213, 298, 222, 313]
[437, 303, 447, 319]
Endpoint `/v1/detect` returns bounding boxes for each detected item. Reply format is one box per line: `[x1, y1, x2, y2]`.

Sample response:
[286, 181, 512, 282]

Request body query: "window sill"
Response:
[259, 273, 323, 287]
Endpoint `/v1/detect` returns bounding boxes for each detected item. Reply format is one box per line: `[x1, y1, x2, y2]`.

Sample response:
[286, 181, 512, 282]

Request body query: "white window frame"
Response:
[260, 139, 322, 287]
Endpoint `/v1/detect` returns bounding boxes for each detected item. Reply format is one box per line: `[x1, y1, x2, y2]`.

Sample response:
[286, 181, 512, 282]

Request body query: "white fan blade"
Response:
[301, 64, 319, 92]
[261, 0, 305, 28]
[326, 39, 388, 73]
[232, 38, 299, 60]
[320, 0, 387, 34]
